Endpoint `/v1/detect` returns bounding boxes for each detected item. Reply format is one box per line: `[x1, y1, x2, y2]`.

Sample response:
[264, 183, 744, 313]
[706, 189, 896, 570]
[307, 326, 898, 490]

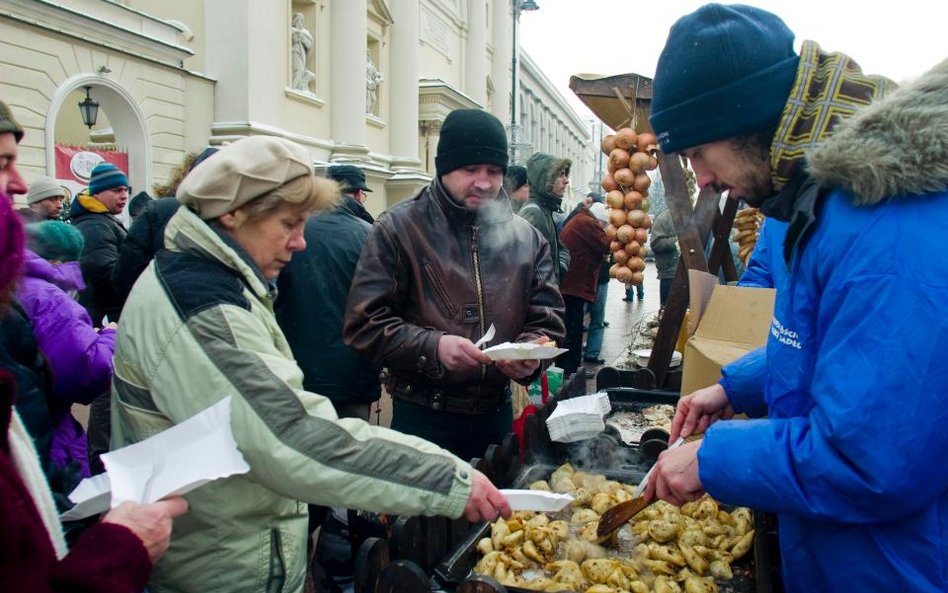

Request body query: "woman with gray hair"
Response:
[110, 136, 509, 593]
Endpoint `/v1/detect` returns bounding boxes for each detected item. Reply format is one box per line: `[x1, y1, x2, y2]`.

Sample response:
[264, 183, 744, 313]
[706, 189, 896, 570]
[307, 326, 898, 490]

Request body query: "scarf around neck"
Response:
[770, 40, 895, 192]
[77, 192, 111, 214]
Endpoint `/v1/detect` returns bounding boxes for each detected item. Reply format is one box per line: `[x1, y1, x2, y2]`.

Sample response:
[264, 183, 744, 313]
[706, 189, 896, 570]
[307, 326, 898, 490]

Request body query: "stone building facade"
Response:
[0, 0, 593, 216]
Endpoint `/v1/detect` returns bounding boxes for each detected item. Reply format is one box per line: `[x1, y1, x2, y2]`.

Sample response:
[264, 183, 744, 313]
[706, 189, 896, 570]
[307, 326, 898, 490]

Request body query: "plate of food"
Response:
[482, 341, 568, 361]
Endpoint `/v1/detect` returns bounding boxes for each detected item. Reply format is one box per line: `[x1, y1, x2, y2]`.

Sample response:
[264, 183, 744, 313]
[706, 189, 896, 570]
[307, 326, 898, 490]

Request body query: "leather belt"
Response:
[387, 378, 509, 415]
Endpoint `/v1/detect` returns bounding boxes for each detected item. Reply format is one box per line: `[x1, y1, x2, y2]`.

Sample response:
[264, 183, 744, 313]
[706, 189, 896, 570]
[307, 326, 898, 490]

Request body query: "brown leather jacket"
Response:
[343, 179, 565, 414]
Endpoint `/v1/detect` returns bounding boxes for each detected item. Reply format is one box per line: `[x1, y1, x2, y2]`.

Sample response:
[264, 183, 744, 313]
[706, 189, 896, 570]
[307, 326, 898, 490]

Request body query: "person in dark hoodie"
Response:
[68, 162, 128, 326]
[112, 147, 219, 307]
[503, 165, 529, 214]
[644, 5, 948, 592]
[520, 152, 571, 282]
[276, 164, 378, 420]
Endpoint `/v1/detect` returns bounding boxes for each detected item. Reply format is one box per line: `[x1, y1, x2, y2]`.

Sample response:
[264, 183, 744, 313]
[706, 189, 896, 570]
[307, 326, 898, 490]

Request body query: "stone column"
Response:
[465, 0, 488, 106]
[490, 0, 513, 124]
[330, 0, 369, 160]
[389, 0, 422, 171]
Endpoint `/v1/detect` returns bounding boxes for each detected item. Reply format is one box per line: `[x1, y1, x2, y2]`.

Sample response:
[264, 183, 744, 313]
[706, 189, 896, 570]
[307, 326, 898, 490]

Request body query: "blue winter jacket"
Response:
[701, 60, 948, 592]
[736, 218, 789, 289]
[718, 218, 789, 403]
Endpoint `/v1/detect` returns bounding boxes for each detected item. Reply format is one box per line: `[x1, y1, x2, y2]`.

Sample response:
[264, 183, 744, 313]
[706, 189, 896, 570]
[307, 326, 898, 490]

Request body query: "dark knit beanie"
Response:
[128, 191, 153, 219]
[25, 221, 84, 262]
[88, 162, 129, 195]
[504, 165, 528, 192]
[650, 3, 800, 154]
[435, 109, 508, 177]
[0, 100, 24, 143]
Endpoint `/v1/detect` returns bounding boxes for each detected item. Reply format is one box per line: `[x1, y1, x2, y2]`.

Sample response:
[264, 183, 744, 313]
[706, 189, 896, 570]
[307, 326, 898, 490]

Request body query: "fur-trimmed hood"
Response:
[526, 152, 571, 211]
[807, 58, 948, 206]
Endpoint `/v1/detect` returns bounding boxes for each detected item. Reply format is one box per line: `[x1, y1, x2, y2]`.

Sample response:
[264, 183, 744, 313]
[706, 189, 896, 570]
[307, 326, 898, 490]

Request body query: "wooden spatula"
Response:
[596, 436, 685, 536]
[596, 495, 652, 536]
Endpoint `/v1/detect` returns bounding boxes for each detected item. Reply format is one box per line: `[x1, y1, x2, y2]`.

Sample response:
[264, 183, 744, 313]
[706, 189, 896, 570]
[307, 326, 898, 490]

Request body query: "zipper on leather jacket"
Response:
[471, 225, 486, 386]
[423, 260, 460, 319]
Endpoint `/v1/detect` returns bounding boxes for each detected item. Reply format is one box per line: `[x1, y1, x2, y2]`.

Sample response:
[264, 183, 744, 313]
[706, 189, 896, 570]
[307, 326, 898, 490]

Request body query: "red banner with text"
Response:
[54, 144, 128, 185]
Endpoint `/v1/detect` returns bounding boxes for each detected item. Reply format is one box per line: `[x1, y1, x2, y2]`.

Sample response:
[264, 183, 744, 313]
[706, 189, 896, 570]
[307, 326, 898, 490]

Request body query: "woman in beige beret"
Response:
[109, 136, 510, 593]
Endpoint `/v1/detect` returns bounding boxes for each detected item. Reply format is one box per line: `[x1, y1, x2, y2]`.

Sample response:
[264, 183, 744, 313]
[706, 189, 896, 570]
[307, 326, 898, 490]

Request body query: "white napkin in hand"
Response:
[62, 396, 250, 520]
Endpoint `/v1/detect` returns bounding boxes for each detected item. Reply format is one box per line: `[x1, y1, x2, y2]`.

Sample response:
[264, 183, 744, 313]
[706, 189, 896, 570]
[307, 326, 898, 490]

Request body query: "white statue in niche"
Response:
[366, 49, 384, 114]
[291, 12, 316, 92]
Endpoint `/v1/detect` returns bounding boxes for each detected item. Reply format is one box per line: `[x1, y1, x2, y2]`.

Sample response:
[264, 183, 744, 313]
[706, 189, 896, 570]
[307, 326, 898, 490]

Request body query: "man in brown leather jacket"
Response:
[343, 108, 566, 461]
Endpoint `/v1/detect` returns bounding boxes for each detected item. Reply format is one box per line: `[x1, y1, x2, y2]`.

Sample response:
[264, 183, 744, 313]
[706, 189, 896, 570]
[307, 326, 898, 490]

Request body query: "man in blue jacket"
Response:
[645, 5, 948, 593]
[714, 217, 790, 408]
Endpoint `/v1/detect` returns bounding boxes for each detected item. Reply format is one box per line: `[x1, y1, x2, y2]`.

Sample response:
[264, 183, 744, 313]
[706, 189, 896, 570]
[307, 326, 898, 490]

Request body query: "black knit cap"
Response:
[435, 109, 508, 177]
[504, 165, 528, 192]
[128, 191, 153, 219]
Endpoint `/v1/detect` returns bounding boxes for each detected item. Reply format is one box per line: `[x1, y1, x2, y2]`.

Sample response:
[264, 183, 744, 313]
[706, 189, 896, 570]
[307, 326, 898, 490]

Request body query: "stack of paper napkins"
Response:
[545, 392, 612, 442]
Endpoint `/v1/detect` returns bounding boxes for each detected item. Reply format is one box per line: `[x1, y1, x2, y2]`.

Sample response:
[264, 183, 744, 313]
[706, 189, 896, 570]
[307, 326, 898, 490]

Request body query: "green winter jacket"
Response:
[111, 207, 472, 593]
[520, 152, 571, 281]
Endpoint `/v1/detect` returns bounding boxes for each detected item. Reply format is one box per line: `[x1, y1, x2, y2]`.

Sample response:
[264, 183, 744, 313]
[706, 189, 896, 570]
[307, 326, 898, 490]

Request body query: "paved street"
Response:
[593, 262, 662, 370]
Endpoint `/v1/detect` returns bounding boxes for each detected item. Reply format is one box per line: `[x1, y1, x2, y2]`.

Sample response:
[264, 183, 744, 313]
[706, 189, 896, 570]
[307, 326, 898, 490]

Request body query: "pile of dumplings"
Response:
[474, 463, 755, 593]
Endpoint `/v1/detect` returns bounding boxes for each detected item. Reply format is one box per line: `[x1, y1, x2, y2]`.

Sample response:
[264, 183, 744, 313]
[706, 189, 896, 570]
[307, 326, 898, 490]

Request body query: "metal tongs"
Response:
[596, 436, 685, 536]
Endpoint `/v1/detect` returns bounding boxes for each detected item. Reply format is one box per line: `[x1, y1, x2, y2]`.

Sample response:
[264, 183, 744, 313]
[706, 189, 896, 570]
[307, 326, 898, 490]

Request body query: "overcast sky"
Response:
[518, 0, 946, 124]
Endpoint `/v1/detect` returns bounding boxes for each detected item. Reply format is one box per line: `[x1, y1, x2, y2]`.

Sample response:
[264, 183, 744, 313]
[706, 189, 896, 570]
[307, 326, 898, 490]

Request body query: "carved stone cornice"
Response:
[418, 78, 481, 126]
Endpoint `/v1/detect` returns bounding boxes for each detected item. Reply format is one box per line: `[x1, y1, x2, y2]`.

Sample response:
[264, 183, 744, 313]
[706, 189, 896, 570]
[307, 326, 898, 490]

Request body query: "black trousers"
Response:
[559, 294, 589, 375]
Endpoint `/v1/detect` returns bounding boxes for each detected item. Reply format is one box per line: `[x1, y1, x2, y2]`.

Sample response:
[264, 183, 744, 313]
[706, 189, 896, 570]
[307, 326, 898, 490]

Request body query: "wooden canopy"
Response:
[568, 72, 654, 133]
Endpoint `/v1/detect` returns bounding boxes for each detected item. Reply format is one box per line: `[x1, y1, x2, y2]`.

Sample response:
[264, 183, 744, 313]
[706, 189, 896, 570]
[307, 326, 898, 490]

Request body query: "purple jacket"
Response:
[16, 250, 116, 475]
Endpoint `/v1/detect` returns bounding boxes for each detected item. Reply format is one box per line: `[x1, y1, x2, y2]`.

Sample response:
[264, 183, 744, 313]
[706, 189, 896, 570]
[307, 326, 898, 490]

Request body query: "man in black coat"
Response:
[274, 164, 379, 593]
[69, 162, 128, 325]
[276, 164, 379, 418]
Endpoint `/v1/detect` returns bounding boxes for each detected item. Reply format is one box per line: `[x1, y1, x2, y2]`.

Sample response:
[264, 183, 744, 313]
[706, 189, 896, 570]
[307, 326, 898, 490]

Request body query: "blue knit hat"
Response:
[650, 4, 800, 154]
[25, 221, 84, 262]
[88, 162, 129, 195]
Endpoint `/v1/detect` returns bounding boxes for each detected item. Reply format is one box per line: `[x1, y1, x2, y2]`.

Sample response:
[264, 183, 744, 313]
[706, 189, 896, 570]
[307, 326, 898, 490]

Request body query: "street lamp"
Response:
[509, 0, 539, 165]
[78, 86, 99, 129]
[588, 118, 604, 193]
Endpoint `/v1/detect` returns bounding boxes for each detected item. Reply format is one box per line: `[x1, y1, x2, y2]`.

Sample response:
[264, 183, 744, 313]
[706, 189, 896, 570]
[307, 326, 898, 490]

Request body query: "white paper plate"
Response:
[633, 349, 682, 368]
[500, 489, 574, 512]
[483, 341, 569, 361]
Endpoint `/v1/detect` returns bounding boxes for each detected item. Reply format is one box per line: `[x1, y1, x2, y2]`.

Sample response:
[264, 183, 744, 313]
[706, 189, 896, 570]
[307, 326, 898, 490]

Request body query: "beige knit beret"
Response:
[177, 136, 314, 220]
[26, 176, 67, 205]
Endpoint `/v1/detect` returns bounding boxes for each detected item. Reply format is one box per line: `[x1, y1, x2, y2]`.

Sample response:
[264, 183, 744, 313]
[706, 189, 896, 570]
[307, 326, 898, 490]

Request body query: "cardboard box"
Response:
[680, 275, 776, 396]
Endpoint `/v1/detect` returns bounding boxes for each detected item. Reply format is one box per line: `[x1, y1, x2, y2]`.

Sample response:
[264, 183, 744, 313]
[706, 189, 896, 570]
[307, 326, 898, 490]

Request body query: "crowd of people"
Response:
[0, 3, 945, 593]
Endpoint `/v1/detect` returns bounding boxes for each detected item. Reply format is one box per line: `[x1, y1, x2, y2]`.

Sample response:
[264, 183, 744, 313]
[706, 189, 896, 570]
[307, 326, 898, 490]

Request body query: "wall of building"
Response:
[519, 51, 596, 200]
[0, 0, 214, 210]
[1, 0, 590, 215]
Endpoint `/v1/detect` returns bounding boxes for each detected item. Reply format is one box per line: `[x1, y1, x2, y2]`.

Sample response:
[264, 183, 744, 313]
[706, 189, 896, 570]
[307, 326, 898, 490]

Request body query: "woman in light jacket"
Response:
[111, 136, 509, 593]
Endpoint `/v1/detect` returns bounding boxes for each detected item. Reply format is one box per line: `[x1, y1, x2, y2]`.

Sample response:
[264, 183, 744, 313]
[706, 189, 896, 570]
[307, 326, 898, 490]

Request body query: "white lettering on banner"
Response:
[771, 317, 802, 350]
